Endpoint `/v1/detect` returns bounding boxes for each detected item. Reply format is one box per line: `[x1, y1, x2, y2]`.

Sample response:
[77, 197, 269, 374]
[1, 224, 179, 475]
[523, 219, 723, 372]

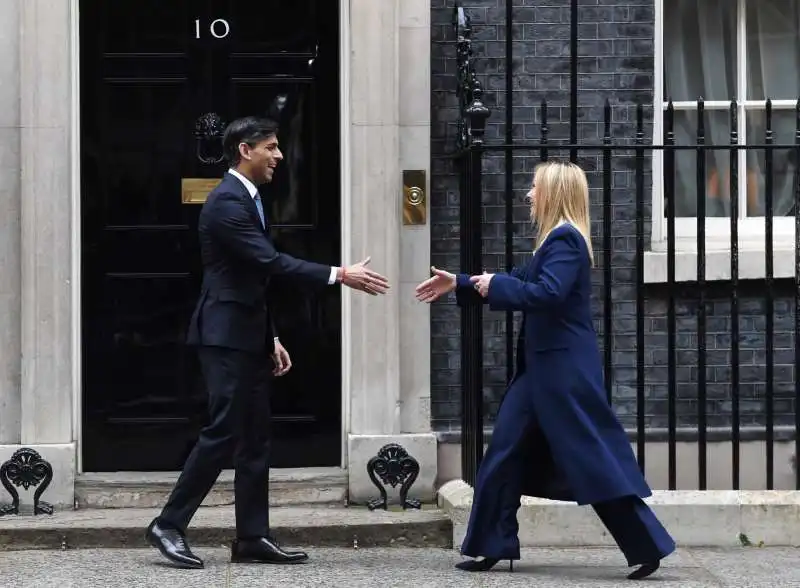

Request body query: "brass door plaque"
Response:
[181, 178, 221, 204]
[402, 170, 426, 225]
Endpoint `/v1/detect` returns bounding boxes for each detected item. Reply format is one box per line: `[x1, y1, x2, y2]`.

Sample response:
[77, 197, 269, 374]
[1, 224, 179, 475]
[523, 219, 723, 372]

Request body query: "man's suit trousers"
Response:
[159, 346, 271, 538]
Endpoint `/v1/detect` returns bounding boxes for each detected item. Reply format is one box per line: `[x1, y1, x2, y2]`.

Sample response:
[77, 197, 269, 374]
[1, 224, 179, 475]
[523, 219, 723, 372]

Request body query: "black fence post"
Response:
[460, 96, 489, 486]
[695, 99, 707, 490]
[504, 0, 515, 385]
[602, 100, 613, 405]
[634, 103, 646, 471]
[794, 98, 800, 491]
[454, 3, 490, 487]
[664, 100, 677, 490]
[569, 0, 578, 163]
[729, 101, 741, 490]
[764, 99, 775, 490]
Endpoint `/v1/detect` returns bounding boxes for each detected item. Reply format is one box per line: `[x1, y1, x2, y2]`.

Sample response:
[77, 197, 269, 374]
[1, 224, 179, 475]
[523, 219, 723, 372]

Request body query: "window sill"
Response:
[643, 244, 797, 283]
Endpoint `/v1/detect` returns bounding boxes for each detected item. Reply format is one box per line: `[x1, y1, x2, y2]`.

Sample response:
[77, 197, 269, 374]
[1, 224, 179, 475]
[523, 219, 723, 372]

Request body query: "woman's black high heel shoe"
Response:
[627, 560, 659, 580]
[455, 557, 514, 572]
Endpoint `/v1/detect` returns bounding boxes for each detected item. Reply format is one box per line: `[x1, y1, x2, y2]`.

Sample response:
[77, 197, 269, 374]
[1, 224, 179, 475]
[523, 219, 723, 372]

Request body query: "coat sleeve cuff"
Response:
[487, 273, 514, 310]
[456, 273, 472, 289]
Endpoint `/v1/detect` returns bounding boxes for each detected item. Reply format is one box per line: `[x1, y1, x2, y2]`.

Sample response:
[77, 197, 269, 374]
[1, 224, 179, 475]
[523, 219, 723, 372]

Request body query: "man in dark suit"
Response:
[145, 116, 390, 569]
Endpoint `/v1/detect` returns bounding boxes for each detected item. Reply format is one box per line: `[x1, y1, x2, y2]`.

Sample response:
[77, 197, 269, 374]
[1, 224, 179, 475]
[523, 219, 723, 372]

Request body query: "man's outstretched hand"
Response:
[339, 257, 390, 295]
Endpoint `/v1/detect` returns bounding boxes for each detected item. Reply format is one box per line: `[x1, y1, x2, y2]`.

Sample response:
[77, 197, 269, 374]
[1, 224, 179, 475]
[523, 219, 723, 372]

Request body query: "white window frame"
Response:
[646, 0, 798, 282]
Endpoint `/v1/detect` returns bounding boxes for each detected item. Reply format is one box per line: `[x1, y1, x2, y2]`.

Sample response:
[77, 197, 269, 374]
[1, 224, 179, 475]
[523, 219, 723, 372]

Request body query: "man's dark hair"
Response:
[222, 116, 280, 166]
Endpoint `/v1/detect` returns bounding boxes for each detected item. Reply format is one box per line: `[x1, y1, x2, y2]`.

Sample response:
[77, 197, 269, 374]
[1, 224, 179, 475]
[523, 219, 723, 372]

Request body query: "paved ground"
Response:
[0, 546, 797, 587]
[0, 505, 450, 550]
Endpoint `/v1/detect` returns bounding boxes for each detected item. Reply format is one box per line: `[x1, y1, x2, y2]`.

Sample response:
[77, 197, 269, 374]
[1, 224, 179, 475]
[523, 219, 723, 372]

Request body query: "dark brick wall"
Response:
[429, 0, 796, 434]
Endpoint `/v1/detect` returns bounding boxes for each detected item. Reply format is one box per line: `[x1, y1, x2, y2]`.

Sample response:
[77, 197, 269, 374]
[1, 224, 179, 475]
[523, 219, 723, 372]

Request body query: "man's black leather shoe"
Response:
[145, 518, 204, 569]
[230, 536, 309, 564]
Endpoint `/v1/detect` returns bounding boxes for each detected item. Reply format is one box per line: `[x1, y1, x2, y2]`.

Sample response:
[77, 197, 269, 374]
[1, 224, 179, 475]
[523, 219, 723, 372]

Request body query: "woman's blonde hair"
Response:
[530, 161, 594, 266]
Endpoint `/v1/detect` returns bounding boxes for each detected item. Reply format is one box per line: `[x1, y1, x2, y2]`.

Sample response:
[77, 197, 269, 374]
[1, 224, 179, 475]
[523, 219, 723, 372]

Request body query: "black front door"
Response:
[80, 0, 341, 471]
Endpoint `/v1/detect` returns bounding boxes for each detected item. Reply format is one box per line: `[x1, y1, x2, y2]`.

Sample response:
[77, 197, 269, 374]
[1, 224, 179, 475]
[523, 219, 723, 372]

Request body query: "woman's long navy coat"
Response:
[456, 223, 651, 506]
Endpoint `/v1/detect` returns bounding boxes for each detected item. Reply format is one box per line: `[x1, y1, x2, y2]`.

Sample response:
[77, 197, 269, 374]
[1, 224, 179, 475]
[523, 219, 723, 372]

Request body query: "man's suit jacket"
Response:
[186, 172, 333, 353]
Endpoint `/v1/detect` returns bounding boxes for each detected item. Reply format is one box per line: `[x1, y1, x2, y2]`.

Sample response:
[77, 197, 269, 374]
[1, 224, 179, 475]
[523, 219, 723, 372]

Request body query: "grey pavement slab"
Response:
[0, 505, 451, 550]
[0, 546, 797, 588]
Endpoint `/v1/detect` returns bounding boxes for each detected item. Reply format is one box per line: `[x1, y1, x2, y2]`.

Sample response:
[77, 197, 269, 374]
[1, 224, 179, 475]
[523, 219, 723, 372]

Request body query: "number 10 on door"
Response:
[195, 19, 230, 39]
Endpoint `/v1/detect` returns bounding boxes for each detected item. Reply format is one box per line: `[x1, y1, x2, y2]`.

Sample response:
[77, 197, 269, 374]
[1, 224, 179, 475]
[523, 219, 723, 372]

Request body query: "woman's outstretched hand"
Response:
[415, 266, 457, 303]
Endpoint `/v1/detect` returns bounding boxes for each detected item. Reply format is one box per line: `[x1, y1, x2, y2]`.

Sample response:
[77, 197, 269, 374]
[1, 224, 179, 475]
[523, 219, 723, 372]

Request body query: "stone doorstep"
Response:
[75, 467, 348, 509]
[0, 505, 453, 551]
[438, 479, 800, 548]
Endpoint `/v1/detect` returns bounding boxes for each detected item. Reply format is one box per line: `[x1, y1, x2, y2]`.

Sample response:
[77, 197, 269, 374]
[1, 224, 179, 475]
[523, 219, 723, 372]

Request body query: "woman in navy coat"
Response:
[416, 161, 675, 580]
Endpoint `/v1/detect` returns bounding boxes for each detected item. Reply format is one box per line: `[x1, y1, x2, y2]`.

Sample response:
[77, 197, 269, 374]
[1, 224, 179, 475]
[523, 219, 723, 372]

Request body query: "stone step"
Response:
[439, 480, 800, 548]
[0, 505, 452, 551]
[75, 467, 348, 509]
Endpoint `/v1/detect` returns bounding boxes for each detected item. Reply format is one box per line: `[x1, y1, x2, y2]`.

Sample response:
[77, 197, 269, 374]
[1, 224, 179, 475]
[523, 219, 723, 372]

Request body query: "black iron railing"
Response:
[452, 3, 800, 490]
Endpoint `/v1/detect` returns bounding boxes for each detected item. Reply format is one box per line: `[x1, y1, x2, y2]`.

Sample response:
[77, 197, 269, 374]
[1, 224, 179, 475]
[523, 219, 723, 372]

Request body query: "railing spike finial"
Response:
[466, 84, 490, 145]
[453, 3, 491, 151]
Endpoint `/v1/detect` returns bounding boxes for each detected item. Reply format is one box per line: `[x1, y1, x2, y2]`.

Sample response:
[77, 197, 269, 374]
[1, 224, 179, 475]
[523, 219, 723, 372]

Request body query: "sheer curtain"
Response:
[746, 0, 800, 216]
[664, 0, 800, 218]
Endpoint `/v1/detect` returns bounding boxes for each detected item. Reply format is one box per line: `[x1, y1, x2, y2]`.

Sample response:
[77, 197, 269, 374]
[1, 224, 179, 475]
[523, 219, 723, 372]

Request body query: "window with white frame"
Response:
[654, 0, 800, 245]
